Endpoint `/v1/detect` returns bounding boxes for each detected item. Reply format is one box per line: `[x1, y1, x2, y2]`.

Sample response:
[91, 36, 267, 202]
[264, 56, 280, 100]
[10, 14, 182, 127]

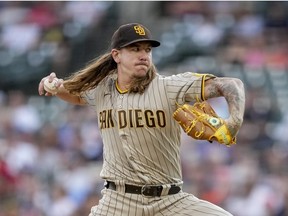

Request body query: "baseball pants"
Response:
[89, 188, 233, 216]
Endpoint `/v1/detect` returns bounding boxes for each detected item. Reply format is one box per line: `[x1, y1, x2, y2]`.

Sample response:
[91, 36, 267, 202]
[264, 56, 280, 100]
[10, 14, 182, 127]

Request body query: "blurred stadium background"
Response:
[0, 1, 288, 216]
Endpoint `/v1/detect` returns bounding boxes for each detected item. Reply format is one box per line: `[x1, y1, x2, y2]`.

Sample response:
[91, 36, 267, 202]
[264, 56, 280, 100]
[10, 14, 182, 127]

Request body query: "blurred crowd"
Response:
[1, 1, 288, 216]
[0, 1, 113, 93]
[0, 90, 104, 216]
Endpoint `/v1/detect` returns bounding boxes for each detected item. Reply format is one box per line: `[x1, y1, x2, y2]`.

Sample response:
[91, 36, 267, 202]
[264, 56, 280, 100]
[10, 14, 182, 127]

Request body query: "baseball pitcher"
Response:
[38, 23, 245, 216]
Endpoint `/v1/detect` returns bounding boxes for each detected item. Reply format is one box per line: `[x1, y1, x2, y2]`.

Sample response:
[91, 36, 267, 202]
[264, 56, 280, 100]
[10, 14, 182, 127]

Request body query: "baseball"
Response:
[44, 78, 59, 95]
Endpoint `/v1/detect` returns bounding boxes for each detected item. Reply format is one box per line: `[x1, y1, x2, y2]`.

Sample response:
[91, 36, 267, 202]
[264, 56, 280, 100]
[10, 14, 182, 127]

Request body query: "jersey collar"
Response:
[115, 79, 129, 94]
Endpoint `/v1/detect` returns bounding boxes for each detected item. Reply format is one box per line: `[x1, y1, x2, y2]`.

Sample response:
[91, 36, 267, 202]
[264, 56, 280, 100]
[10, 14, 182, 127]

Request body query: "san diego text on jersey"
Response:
[99, 109, 166, 129]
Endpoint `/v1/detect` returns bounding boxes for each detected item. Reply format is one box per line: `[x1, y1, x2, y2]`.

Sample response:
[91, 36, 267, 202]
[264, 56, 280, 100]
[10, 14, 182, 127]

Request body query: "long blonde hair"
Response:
[64, 52, 157, 95]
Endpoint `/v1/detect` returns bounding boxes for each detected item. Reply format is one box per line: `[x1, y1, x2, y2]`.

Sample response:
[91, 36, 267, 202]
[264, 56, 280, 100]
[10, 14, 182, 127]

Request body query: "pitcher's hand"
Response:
[38, 72, 63, 96]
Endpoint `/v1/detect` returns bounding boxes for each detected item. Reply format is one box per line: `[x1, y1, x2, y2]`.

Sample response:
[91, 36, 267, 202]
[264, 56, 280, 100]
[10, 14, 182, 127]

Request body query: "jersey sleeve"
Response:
[79, 76, 114, 112]
[164, 72, 215, 105]
[80, 88, 97, 107]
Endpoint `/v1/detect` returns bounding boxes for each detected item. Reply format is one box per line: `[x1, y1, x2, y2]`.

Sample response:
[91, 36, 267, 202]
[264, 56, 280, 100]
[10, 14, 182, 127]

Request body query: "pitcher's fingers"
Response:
[49, 72, 57, 82]
[38, 76, 48, 95]
[45, 92, 53, 96]
[55, 78, 63, 88]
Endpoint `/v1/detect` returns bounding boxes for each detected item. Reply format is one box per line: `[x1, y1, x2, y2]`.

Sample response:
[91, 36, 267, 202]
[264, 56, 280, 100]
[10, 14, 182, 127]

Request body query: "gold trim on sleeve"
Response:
[201, 74, 207, 101]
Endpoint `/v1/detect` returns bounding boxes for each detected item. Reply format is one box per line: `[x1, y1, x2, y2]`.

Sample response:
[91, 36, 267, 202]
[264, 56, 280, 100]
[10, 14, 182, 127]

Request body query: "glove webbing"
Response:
[184, 105, 219, 139]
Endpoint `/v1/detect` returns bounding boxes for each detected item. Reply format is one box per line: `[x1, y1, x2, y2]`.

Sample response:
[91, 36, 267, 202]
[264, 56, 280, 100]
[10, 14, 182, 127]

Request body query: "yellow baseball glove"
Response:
[173, 101, 236, 146]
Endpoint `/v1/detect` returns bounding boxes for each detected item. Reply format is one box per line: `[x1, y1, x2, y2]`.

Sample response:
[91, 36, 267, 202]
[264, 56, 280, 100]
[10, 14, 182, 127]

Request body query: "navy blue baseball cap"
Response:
[111, 23, 161, 49]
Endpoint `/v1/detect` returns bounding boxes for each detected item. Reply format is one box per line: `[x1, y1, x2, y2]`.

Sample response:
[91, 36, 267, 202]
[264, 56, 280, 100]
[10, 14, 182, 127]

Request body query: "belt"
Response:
[105, 181, 181, 197]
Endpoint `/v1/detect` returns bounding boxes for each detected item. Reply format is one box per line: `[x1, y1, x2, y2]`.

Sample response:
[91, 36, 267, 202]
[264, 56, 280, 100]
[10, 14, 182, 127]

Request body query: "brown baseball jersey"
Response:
[82, 72, 233, 216]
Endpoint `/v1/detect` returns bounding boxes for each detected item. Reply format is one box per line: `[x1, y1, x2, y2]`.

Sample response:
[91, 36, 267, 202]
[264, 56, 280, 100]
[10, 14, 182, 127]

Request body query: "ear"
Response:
[111, 49, 120, 64]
